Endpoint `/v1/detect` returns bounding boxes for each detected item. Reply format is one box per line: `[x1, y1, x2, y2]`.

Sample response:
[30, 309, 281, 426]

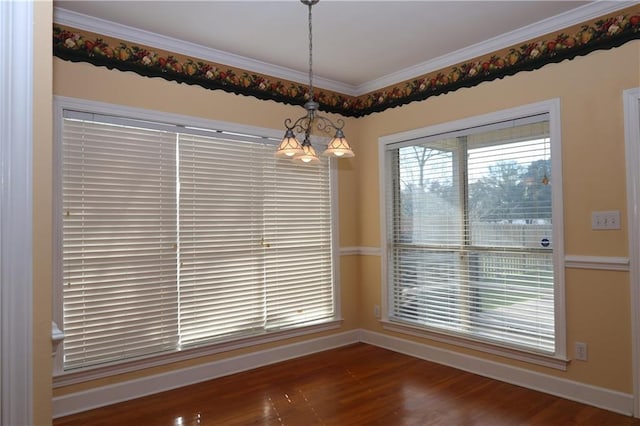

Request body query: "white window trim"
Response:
[378, 99, 567, 368]
[52, 96, 342, 383]
[623, 87, 640, 418]
[54, 319, 342, 387]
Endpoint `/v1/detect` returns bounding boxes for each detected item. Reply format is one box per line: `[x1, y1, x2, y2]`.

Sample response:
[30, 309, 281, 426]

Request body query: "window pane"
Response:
[392, 247, 464, 329]
[468, 136, 552, 248]
[396, 142, 462, 245]
[470, 250, 554, 351]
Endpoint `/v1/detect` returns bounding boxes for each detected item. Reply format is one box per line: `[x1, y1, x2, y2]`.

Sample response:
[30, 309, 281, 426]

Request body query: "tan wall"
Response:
[42, 26, 639, 422]
[353, 41, 640, 393]
[34, 2, 54, 424]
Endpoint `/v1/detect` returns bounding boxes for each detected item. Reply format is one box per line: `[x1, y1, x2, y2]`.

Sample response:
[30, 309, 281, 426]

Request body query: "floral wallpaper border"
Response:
[53, 8, 640, 118]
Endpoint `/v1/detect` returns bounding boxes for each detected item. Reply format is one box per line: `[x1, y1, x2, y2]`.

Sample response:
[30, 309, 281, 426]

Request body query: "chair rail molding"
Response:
[564, 255, 630, 271]
[339, 247, 381, 256]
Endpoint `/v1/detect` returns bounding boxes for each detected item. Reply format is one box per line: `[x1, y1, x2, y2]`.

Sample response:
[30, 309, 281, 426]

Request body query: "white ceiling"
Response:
[53, 1, 632, 95]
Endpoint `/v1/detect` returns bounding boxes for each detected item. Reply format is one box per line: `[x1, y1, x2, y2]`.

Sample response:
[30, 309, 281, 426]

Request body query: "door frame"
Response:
[624, 87, 640, 418]
[0, 1, 34, 424]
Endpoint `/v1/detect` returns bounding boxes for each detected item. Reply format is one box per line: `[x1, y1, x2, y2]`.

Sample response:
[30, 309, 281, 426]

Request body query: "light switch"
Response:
[591, 210, 621, 230]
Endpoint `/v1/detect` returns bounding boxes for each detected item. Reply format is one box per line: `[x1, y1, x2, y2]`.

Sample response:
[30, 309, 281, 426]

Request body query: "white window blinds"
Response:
[385, 114, 556, 354]
[60, 111, 335, 371]
[62, 118, 179, 369]
[263, 153, 334, 329]
[177, 133, 267, 346]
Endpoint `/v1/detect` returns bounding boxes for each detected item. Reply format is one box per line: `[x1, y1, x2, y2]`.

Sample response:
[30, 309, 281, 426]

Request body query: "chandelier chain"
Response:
[308, 1, 314, 101]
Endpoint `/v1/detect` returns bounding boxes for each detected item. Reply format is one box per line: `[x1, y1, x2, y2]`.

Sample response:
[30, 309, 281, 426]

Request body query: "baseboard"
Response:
[53, 328, 634, 418]
[53, 330, 360, 418]
[359, 330, 634, 416]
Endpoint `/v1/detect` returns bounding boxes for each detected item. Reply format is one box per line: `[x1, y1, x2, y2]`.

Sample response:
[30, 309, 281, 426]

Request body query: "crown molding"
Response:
[52, 7, 357, 96]
[356, 1, 639, 94]
[54, 2, 640, 117]
[54, 2, 638, 97]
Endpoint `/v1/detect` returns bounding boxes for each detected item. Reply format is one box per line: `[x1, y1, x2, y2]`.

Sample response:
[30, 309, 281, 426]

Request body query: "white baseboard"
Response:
[359, 330, 634, 416]
[53, 328, 634, 418]
[53, 330, 360, 418]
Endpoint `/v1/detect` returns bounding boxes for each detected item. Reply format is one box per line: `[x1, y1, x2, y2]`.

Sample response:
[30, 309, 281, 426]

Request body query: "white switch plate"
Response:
[591, 210, 621, 230]
[575, 341, 588, 361]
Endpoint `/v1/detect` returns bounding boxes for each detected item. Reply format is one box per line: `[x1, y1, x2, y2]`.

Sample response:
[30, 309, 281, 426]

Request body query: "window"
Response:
[380, 101, 565, 363]
[54, 99, 337, 374]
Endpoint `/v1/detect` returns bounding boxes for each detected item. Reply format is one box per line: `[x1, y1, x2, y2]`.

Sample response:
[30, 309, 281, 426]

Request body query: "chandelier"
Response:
[275, 0, 354, 163]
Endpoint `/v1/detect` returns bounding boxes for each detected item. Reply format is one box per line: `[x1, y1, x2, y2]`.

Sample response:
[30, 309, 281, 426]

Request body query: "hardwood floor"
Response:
[54, 343, 640, 426]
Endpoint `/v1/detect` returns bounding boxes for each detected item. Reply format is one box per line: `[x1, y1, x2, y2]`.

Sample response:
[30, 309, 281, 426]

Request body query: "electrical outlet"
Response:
[574, 341, 588, 361]
[591, 210, 621, 230]
[374, 304, 381, 319]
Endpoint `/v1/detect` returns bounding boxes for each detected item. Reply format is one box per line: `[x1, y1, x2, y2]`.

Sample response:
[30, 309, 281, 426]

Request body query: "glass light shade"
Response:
[323, 134, 354, 158]
[294, 143, 320, 164]
[275, 130, 304, 158]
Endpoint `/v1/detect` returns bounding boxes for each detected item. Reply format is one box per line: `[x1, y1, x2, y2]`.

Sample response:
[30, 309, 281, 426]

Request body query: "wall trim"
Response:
[53, 320, 343, 388]
[339, 246, 381, 256]
[53, 2, 636, 97]
[359, 330, 634, 416]
[623, 86, 640, 418]
[356, 1, 639, 94]
[52, 7, 640, 119]
[53, 330, 360, 418]
[54, 328, 635, 419]
[0, 1, 34, 425]
[564, 255, 630, 271]
[339, 251, 631, 270]
[381, 321, 568, 371]
[52, 7, 354, 97]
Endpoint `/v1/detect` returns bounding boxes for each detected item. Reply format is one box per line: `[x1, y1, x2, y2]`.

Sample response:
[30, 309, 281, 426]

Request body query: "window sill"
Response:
[53, 319, 343, 387]
[381, 319, 569, 371]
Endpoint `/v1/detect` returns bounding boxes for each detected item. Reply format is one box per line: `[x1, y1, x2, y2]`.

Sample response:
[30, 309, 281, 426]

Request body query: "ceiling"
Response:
[54, 1, 628, 95]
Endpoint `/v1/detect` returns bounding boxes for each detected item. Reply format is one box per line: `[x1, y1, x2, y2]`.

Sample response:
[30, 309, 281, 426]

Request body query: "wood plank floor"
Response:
[54, 343, 640, 425]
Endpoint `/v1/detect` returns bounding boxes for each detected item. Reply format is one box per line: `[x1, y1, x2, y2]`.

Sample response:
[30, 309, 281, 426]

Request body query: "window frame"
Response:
[378, 99, 567, 369]
[52, 96, 342, 385]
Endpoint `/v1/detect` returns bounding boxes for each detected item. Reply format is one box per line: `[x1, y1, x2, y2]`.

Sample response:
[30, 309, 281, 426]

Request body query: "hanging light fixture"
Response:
[275, 0, 355, 163]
